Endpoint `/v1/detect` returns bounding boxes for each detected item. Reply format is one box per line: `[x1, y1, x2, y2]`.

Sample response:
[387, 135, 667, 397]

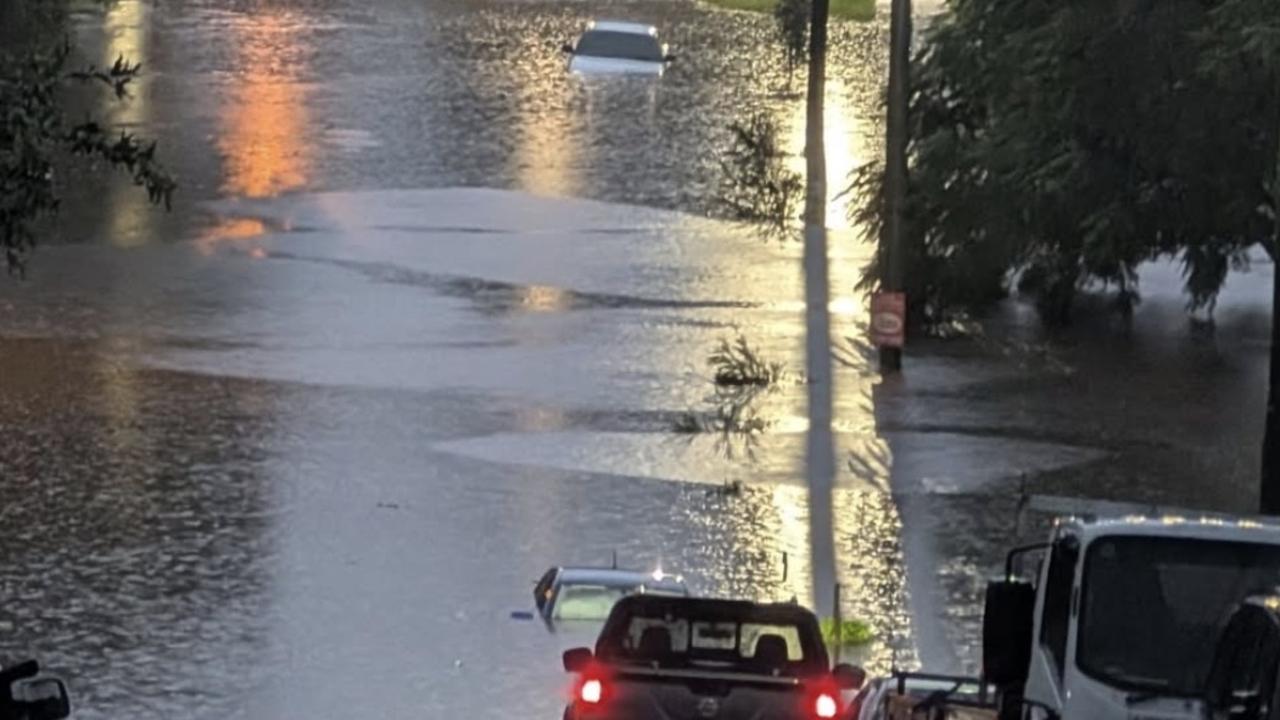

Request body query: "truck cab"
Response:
[986, 516, 1280, 720]
[562, 595, 864, 720]
[1203, 594, 1280, 720]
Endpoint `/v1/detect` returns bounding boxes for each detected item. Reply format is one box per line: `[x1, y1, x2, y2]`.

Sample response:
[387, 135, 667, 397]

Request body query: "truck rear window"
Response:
[603, 612, 819, 674]
[621, 619, 804, 659]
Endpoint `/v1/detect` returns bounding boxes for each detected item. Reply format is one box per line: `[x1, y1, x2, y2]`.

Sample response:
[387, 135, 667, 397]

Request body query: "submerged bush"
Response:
[717, 113, 802, 230]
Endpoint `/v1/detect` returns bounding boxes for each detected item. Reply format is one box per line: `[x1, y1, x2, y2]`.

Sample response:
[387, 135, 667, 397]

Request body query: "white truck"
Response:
[860, 512, 1280, 720]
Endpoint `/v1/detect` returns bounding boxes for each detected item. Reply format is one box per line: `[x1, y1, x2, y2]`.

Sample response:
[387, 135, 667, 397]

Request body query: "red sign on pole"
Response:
[870, 292, 906, 348]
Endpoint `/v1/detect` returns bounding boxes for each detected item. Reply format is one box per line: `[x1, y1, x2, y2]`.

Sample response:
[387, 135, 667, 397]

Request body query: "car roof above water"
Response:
[557, 567, 687, 592]
[587, 20, 659, 36]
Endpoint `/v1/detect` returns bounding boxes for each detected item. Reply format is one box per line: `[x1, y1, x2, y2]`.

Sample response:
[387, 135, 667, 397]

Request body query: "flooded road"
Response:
[0, 0, 1272, 718]
[3, 188, 913, 718]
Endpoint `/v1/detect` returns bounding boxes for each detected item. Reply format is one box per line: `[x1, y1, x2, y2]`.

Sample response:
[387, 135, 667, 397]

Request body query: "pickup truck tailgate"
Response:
[593, 666, 810, 720]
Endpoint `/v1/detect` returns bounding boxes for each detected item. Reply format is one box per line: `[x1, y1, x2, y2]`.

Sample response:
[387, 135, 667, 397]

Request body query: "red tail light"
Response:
[815, 692, 838, 718]
[571, 662, 611, 710]
[580, 678, 603, 704]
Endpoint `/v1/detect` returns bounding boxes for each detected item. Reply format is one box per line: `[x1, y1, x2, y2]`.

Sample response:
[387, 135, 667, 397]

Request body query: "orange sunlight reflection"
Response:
[519, 285, 573, 313]
[195, 217, 268, 257]
[218, 13, 311, 199]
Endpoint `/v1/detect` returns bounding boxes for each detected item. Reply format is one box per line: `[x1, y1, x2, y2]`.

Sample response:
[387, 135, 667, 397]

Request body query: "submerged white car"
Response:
[562, 21, 675, 75]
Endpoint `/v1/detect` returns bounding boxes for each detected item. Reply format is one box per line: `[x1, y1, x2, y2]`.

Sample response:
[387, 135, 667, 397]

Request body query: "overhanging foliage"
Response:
[1, 22, 174, 275]
[854, 0, 1280, 325]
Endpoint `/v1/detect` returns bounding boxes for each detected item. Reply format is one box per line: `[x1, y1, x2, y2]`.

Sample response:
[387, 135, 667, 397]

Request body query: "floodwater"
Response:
[0, 0, 1272, 718]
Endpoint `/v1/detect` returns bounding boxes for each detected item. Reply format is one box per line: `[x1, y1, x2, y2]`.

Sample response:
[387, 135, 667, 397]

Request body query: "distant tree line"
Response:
[854, 0, 1280, 326]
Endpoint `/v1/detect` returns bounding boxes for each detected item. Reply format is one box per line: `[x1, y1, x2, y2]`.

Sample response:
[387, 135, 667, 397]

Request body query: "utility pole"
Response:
[803, 0, 836, 619]
[879, 0, 912, 374]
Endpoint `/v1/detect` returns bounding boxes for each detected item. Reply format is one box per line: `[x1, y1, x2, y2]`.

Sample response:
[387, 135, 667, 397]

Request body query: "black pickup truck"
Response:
[561, 595, 864, 720]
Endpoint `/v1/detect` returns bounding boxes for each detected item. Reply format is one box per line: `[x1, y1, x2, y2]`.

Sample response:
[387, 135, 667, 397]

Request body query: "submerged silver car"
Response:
[534, 566, 689, 623]
[561, 21, 676, 75]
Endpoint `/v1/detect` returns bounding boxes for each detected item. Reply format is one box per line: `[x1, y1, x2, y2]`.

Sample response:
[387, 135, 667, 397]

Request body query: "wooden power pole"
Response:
[880, 0, 912, 374]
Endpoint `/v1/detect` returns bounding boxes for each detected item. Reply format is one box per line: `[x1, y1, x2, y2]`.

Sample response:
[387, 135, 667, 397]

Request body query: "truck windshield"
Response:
[1078, 536, 1280, 696]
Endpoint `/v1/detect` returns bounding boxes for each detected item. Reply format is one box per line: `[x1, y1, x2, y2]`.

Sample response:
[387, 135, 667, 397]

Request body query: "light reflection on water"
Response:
[217, 12, 313, 199]
[195, 217, 269, 256]
[102, 1, 147, 128]
[670, 483, 911, 673]
[101, 1, 155, 249]
[511, 63, 586, 199]
[784, 82, 870, 230]
[518, 284, 574, 314]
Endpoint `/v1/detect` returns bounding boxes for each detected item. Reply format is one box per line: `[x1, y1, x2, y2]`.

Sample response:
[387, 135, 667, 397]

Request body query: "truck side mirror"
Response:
[12, 677, 71, 720]
[1227, 689, 1262, 720]
[833, 663, 866, 690]
[983, 580, 1036, 688]
[1019, 697, 1062, 720]
[0, 661, 71, 720]
[563, 647, 593, 673]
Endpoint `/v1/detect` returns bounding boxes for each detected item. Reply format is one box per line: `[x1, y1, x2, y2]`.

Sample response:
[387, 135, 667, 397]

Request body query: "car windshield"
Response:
[575, 30, 663, 61]
[554, 584, 631, 621]
[1078, 536, 1280, 695]
[599, 604, 822, 675]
